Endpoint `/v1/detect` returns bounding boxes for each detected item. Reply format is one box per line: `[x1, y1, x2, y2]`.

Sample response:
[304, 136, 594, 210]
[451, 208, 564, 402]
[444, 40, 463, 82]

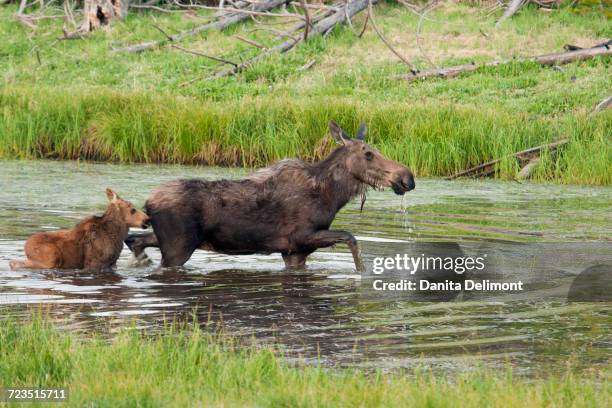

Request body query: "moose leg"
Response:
[125, 232, 158, 266]
[160, 239, 200, 268]
[9, 259, 53, 270]
[301, 230, 365, 272]
[147, 210, 204, 268]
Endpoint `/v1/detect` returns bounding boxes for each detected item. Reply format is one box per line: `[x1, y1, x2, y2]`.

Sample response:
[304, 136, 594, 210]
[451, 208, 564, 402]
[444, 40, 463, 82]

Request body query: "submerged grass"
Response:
[0, 315, 609, 407]
[1, 87, 610, 184]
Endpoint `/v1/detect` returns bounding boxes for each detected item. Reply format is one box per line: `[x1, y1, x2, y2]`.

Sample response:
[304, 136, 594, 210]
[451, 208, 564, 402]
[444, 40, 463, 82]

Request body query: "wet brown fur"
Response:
[127, 121, 415, 270]
[9, 189, 150, 272]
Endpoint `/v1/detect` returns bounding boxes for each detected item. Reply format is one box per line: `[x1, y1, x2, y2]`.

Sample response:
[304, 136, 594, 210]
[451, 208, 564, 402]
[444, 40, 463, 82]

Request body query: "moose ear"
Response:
[355, 122, 367, 141]
[329, 120, 351, 145]
[105, 188, 118, 203]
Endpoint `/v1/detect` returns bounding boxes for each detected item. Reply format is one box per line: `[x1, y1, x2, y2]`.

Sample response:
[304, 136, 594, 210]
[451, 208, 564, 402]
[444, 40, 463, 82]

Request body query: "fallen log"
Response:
[516, 157, 540, 180]
[446, 139, 568, 180]
[393, 43, 612, 82]
[113, 0, 292, 53]
[594, 95, 612, 113]
[207, 0, 376, 80]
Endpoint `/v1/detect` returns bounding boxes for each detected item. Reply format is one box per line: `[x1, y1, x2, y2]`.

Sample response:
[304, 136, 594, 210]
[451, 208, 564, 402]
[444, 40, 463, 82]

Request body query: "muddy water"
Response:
[0, 160, 610, 375]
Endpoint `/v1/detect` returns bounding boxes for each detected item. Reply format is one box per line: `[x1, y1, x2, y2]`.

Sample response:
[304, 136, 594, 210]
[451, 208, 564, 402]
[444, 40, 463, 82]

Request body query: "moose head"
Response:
[329, 121, 415, 195]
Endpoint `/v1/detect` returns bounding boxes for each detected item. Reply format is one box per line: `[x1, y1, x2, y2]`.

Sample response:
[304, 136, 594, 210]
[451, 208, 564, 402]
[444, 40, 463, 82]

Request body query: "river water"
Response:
[0, 160, 610, 376]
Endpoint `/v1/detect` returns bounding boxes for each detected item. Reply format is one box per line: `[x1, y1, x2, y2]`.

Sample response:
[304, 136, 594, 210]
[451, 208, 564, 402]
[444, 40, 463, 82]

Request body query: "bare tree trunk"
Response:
[80, 0, 128, 32]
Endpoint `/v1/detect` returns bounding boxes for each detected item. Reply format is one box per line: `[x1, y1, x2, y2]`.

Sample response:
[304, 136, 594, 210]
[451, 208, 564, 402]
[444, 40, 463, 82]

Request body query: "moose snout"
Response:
[402, 171, 416, 191]
[141, 216, 151, 229]
[391, 169, 415, 195]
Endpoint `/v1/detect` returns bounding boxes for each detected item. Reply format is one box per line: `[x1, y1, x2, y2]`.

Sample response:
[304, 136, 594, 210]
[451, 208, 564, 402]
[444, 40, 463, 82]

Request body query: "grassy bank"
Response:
[0, 3, 611, 184]
[1, 87, 610, 184]
[1, 316, 609, 407]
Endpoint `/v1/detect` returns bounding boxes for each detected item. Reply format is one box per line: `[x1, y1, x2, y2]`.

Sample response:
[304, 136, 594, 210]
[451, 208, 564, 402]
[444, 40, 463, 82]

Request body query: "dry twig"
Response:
[416, 1, 440, 69]
[367, 0, 417, 73]
[234, 34, 267, 48]
[171, 44, 238, 67]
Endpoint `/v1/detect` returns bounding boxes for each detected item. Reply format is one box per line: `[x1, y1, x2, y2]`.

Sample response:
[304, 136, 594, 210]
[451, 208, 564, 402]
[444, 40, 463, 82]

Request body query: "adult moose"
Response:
[126, 121, 415, 271]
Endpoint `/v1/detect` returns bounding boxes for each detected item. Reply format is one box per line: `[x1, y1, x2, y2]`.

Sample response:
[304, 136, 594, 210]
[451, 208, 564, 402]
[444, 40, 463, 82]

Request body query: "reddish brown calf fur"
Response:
[9, 188, 149, 272]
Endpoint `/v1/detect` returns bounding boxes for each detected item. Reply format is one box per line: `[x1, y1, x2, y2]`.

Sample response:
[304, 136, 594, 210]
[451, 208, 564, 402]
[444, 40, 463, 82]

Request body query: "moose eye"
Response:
[130, 208, 136, 215]
[365, 151, 374, 161]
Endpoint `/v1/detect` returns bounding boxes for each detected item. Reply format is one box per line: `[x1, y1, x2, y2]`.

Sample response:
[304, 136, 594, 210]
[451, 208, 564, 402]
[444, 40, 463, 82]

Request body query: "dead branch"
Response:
[63, 0, 78, 29]
[13, 0, 65, 29]
[495, 0, 525, 28]
[398, 0, 501, 42]
[234, 34, 266, 49]
[393, 43, 612, 82]
[416, 1, 439, 69]
[151, 22, 174, 41]
[113, 0, 292, 53]
[130, 4, 189, 14]
[17, 0, 26, 14]
[171, 1, 304, 20]
[343, 1, 356, 35]
[297, 58, 316, 71]
[516, 157, 540, 180]
[250, 26, 299, 42]
[289, 1, 339, 12]
[183, 6, 303, 20]
[272, 2, 338, 40]
[206, 0, 377, 80]
[367, 0, 417, 73]
[594, 96, 612, 113]
[447, 138, 569, 180]
[358, 12, 368, 38]
[14, 0, 34, 28]
[171, 44, 238, 67]
[298, 0, 309, 41]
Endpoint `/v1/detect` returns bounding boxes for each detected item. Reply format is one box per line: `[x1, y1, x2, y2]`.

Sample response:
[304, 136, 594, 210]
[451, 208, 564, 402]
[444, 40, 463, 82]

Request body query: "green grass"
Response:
[0, 2, 611, 184]
[1, 86, 610, 184]
[1, 315, 609, 407]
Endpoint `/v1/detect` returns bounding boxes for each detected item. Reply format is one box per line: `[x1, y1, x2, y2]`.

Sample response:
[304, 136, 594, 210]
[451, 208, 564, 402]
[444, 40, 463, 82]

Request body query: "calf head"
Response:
[105, 188, 150, 228]
[329, 121, 415, 195]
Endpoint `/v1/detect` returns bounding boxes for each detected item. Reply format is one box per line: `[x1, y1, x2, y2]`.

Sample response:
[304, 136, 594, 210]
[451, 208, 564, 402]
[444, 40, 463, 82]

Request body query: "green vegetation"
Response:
[1, 315, 609, 407]
[2, 87, 610, 184]
[0, 2, 610, 184]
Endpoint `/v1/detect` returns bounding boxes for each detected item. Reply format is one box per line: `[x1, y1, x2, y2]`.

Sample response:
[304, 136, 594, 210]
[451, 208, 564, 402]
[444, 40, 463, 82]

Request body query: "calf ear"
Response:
[105, 188, 118, 203]
[356, 122, 367, 141]
[329, 120, 351, 145]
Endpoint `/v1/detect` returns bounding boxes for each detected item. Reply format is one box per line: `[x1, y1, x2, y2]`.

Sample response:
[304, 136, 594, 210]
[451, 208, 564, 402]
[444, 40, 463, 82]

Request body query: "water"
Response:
[0, 160, 610, 375]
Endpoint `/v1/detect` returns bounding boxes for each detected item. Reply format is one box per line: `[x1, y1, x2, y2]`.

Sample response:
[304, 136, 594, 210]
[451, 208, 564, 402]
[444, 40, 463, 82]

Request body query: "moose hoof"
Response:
[128, 252, 152, 267]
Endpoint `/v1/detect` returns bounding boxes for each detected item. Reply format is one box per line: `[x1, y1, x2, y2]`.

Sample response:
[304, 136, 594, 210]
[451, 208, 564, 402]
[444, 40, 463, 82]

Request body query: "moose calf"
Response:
[9, 188, 149, 272]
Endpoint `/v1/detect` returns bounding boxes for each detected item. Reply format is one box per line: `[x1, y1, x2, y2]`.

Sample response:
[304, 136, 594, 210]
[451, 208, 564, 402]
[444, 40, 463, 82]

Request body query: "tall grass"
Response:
[0, 315, 609, 407]
[1, 87, 610, 185]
